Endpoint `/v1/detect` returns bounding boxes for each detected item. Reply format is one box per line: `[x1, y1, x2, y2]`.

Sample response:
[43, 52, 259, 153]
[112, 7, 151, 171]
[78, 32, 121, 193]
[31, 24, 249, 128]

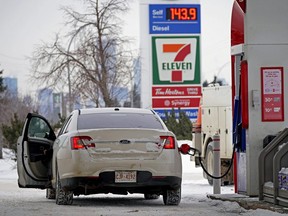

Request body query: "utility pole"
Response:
[66, 27, 89, 113]
[0, 132, 3, 159]
[67, 39, 73, 113]
[0, 70, 4, 158]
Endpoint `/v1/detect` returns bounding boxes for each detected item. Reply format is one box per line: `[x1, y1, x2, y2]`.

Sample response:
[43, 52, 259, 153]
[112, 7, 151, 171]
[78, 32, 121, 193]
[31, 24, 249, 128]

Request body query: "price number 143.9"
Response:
[166, 7, 197, 21]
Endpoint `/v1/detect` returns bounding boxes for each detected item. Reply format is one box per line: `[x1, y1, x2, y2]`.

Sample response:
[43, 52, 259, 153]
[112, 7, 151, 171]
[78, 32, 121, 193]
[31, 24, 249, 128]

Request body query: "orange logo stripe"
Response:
[163, 44, 185, 53]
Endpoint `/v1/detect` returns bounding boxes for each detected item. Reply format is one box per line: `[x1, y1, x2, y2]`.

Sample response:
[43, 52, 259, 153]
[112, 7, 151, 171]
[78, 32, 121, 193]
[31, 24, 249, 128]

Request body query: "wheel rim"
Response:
[207, 149, 214, 175]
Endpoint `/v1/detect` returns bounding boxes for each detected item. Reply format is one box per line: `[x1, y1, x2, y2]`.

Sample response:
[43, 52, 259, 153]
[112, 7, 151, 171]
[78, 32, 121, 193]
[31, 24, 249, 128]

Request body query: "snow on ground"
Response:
[0, 148, 17, 180]
[0, 146, 284, 216]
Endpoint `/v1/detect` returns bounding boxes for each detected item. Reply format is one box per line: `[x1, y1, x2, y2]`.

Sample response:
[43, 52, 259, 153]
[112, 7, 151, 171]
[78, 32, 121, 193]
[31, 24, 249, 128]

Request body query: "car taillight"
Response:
[160, 136, 175, 149]
[71, 136, 95, 150]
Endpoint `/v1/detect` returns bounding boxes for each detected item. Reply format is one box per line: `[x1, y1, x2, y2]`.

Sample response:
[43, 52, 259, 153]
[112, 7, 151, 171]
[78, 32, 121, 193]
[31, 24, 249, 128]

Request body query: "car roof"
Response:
[77, 107, 155, 115]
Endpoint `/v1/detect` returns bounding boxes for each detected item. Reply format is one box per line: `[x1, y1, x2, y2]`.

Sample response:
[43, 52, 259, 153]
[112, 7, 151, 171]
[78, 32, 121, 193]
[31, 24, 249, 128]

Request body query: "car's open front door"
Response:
[17, 113, 56, 189]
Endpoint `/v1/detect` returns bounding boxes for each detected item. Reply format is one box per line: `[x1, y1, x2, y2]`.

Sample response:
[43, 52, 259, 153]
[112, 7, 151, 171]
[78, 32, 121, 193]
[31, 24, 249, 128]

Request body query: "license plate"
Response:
[115, 171, 137, 183]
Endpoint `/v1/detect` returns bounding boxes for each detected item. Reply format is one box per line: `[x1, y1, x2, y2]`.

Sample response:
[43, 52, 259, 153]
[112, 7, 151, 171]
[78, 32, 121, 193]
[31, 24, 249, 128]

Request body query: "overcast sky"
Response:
[0, 0, 233, 95]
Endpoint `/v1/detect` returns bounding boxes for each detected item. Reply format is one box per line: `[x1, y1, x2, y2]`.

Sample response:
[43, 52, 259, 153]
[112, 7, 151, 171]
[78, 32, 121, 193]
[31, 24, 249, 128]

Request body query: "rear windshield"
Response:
[78, 113, 164, 130]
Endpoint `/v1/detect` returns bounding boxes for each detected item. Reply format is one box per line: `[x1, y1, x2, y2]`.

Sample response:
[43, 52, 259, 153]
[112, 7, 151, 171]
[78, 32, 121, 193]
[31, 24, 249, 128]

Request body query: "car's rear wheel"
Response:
[56, 170, 73, 205]
[46, 188, 56, 199]
[162, 187, 181, 205]
[144, 193, 160, 200]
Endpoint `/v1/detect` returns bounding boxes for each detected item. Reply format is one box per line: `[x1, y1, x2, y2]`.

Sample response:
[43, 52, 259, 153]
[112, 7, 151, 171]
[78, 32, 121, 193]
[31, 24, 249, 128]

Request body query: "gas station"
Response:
[140, 0, 288, 207]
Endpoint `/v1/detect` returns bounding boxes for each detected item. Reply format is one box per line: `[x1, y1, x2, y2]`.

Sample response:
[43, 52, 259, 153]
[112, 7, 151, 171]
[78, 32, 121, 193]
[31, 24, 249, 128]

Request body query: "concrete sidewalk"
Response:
[207, 193, 288, 214]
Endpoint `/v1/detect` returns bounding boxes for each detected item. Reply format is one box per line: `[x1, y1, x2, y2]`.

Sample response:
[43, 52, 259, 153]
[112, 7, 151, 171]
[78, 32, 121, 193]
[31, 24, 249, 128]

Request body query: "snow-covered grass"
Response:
[0, 148, 17, 180]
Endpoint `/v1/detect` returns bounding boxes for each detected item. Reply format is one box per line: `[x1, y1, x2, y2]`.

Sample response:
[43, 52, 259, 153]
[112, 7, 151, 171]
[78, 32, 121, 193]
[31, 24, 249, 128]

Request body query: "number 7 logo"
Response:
[152, 36, 200, 85]
[163, 44, 191, 82]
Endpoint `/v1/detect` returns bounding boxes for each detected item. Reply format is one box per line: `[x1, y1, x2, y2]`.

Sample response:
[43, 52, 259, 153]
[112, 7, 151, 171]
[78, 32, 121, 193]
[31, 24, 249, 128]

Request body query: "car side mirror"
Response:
[179, 144, 191, 155]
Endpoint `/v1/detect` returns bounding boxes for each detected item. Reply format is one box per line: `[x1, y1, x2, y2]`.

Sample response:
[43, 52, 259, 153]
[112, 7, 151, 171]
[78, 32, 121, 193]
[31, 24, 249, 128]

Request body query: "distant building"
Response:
[38, 88, 66, 123]
[3, 77, 18, 96]
[37, 88, 54, 121]
[112, 86, 129, 107]
[73, 94, 83, 110]
[52, 93, 63, 123]
[37, 89, 85, 122]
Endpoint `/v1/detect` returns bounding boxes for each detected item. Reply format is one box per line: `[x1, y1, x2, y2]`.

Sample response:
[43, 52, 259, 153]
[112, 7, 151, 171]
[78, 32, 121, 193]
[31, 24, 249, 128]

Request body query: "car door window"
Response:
[28, 117, 54, 140]
[58, 115, 72, 136]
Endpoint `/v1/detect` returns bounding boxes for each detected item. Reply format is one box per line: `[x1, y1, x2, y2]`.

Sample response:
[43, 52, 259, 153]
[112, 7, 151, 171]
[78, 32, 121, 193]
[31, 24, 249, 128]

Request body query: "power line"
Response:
[0, 53, 26, 61]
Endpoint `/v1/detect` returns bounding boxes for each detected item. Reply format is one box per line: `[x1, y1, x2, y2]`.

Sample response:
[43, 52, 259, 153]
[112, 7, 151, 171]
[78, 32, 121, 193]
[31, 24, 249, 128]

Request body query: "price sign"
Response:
[261, 67, 284, 121]
[166, 7, 197, 21]
[149, 4, 201, 34]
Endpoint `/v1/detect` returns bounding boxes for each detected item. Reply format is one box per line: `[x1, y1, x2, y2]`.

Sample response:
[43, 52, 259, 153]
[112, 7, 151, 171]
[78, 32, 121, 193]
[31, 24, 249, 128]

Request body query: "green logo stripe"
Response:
[152, 36, 201, 85]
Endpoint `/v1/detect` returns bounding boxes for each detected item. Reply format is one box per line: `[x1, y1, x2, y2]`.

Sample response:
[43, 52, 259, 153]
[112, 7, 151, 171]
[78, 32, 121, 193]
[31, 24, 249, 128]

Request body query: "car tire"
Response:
[144, 193, 160, 200]
[46, 188, 56, 199]
[205, 142, 213, 186]
[162, 187, 181, 205]
[55, 170, 73, 205]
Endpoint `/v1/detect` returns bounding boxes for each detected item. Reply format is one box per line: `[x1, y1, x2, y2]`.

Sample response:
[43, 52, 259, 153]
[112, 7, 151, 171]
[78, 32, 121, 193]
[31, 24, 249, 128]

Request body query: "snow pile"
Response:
[0, 148, 17, 180]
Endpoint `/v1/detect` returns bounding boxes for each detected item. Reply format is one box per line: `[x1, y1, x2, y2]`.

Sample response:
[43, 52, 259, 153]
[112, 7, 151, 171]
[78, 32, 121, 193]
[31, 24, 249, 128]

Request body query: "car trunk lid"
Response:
[74, 128, 175, 160]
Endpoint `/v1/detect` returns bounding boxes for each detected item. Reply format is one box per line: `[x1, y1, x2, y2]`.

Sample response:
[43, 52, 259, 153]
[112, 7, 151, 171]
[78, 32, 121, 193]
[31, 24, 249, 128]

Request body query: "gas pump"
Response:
[183, 0, 288, 198]
[231, 0, 244, 193]
[231, 0, 288, 197]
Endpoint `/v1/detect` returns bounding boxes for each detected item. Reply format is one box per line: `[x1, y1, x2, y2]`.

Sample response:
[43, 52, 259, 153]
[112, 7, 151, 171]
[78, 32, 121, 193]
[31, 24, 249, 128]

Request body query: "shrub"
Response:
[164, 108, 192, 141]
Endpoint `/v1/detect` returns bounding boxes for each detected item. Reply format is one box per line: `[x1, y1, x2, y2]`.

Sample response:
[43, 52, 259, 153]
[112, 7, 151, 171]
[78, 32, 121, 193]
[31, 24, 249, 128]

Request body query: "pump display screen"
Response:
[166, 7, 197, 21]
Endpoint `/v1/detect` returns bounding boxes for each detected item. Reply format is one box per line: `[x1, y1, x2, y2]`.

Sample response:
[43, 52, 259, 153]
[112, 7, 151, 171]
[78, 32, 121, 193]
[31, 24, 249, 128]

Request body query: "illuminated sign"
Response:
[152, 86, 201, 97]
[145, 2, 202, 121]
[152, 97, 200, 108]
[151, 36, 201, 120]
[154, 108, 199, 120]
[149, 4, 201, 34]
[152, 36, 201, 85]
[166, 7, 197, 21]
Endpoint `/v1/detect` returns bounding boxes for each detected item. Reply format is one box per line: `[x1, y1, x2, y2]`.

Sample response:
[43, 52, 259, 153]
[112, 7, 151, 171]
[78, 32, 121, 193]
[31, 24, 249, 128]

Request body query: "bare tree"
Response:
[0, 90, 36, 155]
[202, 75, 226, 87]
[31, 0, 135, 110]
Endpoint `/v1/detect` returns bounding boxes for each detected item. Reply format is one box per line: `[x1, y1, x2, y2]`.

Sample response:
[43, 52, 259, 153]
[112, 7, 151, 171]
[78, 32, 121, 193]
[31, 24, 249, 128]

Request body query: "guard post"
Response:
[213, 133, 221, 194]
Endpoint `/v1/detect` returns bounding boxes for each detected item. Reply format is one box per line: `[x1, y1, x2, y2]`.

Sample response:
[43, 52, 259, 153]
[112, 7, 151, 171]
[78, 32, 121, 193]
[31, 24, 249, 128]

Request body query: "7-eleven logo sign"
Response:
[152, 37, 200, 84]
